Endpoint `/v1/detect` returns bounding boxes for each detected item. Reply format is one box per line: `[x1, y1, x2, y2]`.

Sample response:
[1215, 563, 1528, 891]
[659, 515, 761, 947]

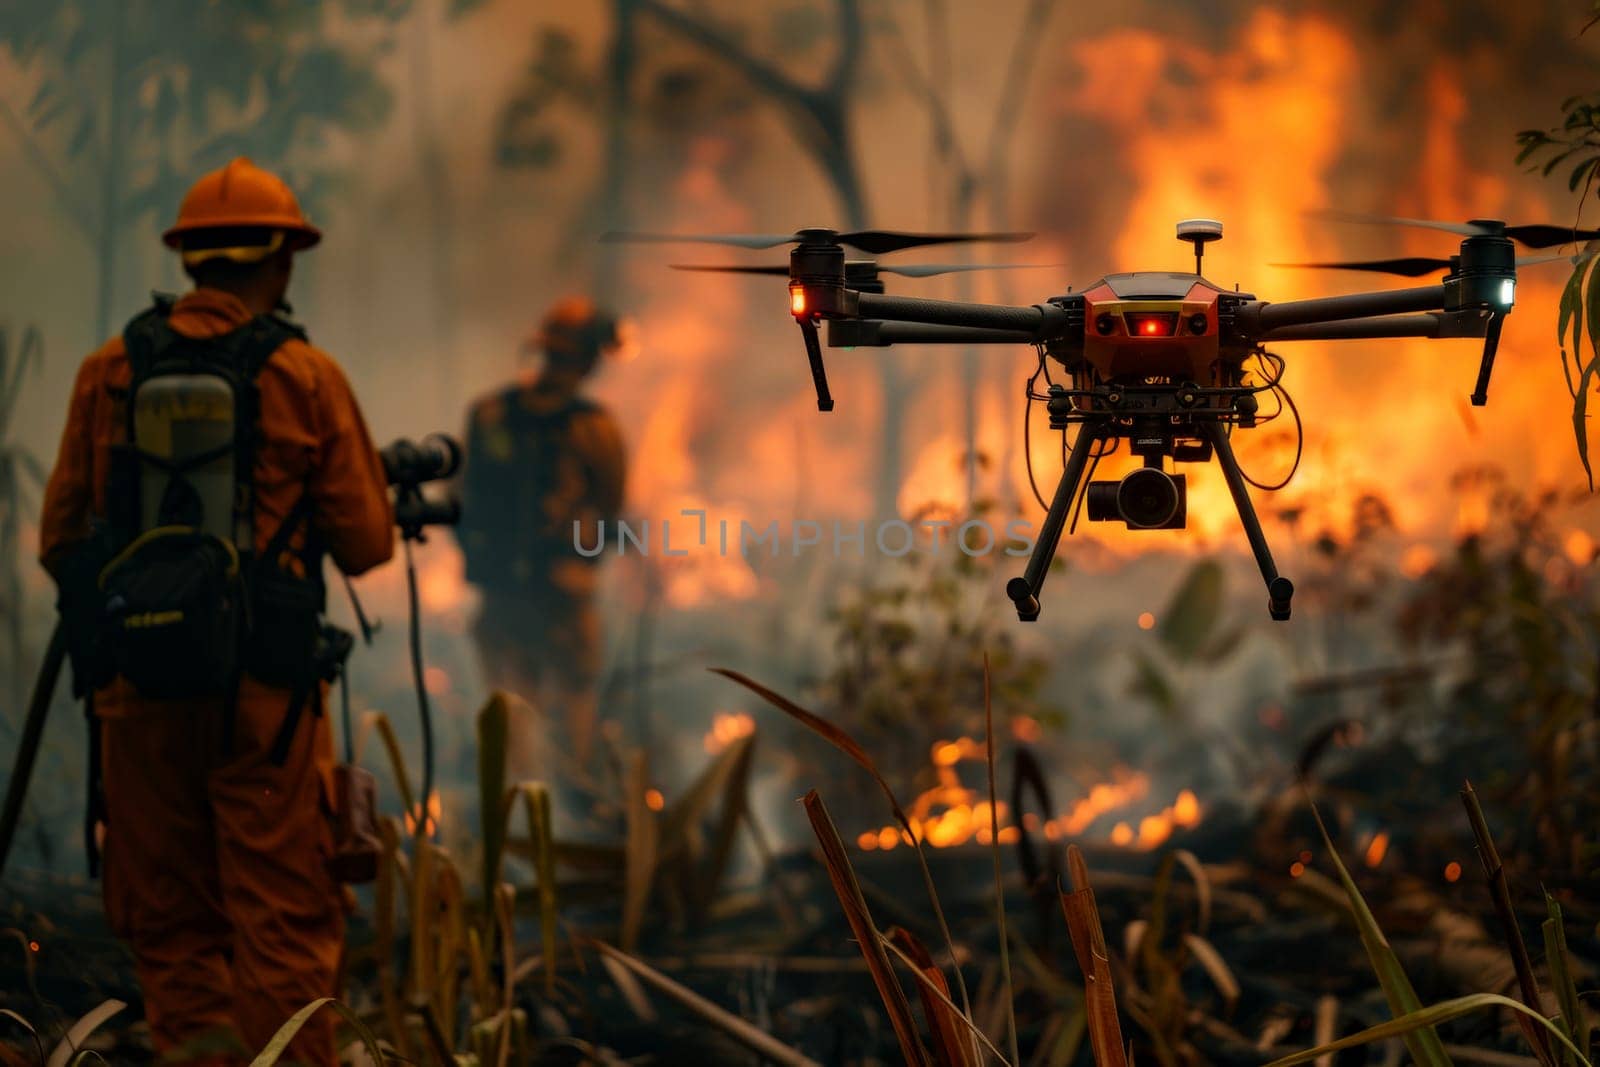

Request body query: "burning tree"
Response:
[0, 323, 45, 707]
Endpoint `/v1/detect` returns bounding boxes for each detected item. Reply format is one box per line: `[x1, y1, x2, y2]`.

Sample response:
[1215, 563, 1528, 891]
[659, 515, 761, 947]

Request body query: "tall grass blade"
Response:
[1059, 846, 1128, 1067]
[713, 667, 974, 1021]
[507, 783, 558, 993]
[374, 817, 410, 1058]
[363, 711, 416, 820]
[1033, 1008, 1086, 1067]
[1168, 850, 1212, 935]
[1462, 781, 1555, 1066]
[879, 933, 1015, 1066]
[802, 789, 931, 1067]
[1543, 893, 1587, 1067]
[247, 998, 387, 1066]
[1312, 994, 1338, 1067]
[407, 837, 437, 1006]
[467, 926, 494, 1018]
[887, 926, 978, 1067]
[1308, 798, 1452, 1067]
[599, 948, 659, 1022]
[621, 749, 658, 951]
[413, 1000, 456, 1067]
[682, 734, 757, 926]
[588, 940, 823, 1067]
[1182, 933, 1239, 1012]
[478, 693, 510, 925]
[983, 653, 1021, 1067]
[431, 851, 467, 1041]
[657, 732, 753, 860]
[495, 882, 518, 1067]
[0, 1007, 45, 1065]
[1263, 993, 1595, 1067]
[45, 1000, 123, 1067]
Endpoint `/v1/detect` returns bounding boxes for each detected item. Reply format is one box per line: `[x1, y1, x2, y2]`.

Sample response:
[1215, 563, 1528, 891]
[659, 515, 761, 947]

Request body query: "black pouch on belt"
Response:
[245, 566, 323, 689]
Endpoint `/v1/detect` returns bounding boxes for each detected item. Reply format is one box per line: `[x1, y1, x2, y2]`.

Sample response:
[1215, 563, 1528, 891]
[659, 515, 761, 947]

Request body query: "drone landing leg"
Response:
[1201, 421, 1294, 621]
[797, 318, 834, 411]
[1007, 424, 1103, 621]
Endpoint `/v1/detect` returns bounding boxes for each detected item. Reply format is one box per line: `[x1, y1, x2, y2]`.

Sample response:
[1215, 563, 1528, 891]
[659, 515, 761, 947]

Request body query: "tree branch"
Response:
[983, 0, 1058, 229]
[633, 0, 808, 104]
[0, 94, 96, 244]
[825, 0, 863, 98]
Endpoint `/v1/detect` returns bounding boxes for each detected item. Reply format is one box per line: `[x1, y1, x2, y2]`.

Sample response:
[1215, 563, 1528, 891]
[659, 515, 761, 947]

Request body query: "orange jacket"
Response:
[39, 290, 395, 693]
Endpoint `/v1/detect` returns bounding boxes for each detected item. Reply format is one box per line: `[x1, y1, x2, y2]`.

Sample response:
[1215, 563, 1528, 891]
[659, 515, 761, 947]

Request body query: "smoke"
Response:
[3, 1, 1600, 866]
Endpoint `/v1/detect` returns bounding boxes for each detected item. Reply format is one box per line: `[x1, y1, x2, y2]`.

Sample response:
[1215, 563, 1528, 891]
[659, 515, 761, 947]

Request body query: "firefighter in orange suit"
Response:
[38, 158, 393, 1066]
[458, 298, 627, 768]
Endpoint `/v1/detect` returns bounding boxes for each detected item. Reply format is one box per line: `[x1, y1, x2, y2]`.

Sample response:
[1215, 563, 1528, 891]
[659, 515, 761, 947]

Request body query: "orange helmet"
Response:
[527, 297, 621, 367]
[162, 157, 321, 265]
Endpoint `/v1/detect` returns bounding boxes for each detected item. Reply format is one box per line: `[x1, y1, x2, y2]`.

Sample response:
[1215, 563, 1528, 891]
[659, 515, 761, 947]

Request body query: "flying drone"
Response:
[605, 213, 1594, 621]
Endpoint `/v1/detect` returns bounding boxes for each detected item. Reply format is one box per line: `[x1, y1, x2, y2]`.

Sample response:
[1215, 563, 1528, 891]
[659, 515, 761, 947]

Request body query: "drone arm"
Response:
[827, 320, 1038, 347]
[1257, 312, 1446, 342]
[1235, 284, 1446, 335]
[854, 292, 1070, 340]
[1257, 309, 1501, 342]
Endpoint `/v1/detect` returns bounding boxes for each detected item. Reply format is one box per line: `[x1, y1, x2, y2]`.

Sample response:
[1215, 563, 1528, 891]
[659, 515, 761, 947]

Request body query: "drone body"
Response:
[606, 213, 1558, 621]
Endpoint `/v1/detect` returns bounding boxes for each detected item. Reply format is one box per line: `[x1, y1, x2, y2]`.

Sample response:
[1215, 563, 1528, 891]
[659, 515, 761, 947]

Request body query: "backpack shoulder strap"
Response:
[120, 300, 180, 384]
[233, 314, 322, 574]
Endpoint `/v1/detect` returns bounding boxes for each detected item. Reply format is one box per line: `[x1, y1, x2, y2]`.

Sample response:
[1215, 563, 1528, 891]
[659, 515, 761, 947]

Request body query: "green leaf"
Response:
[1560, 259, 1587, 364]
[1543, 894, 1587, 1067]
[1264, 993, 1592, 1067]
[1127, 649, 1178, 718]
[1308, 801, 1453, 1067]
[1569, 157, 1600, 193]
[1576, 261, 1600, 491]
[1543, 147, 1587, 177]
[1158, 558, 1224, 661]
[1201, 623, 1246, 662]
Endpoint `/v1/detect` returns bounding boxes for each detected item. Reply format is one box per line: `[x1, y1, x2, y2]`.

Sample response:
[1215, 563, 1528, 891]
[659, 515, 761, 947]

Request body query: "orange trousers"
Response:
[98, 676, 343, 1066]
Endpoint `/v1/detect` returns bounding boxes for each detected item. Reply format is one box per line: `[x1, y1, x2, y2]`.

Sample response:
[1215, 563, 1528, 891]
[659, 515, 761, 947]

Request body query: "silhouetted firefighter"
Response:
[38, 158, 394, 1067]
[458, 297, 627, 767]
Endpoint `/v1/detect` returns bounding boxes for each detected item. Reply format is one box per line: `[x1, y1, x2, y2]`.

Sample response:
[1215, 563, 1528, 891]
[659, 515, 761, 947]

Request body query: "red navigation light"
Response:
[790, 285, 807, 316]
[1124, 311, 1178, 337]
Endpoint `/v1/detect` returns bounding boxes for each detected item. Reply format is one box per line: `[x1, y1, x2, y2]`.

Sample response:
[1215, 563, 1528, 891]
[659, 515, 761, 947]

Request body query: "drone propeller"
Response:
[602, 227, 1034, 255]
[1309, 209, 1600, 249]
[1271, 252, 1576, 277]
[669, 261, 1065, 278]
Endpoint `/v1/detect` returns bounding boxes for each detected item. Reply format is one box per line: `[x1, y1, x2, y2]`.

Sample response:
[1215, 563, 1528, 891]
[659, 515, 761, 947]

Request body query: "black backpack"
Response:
[98, 298, 318, 700]
[461, 390, 596, 591]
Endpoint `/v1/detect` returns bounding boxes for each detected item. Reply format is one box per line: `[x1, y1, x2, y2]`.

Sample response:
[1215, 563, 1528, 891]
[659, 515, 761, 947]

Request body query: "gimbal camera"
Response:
[380, 433, 463, 541]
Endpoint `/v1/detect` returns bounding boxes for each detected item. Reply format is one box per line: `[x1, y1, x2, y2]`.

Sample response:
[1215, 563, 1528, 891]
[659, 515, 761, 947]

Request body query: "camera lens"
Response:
[381, 434, 462, 486]
[1117, 468, 1181, 528]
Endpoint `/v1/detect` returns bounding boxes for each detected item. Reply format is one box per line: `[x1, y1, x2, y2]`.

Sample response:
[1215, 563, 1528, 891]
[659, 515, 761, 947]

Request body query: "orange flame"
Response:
[704, 711, 756, 754]
[1364, 830, 1390, 868]
[857, 738, 1199, 851]
[404, 791, 443, 836]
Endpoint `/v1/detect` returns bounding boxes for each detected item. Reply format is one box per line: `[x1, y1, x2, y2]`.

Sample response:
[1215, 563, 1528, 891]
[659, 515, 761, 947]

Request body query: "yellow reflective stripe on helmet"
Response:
[179, 229, 286, 266]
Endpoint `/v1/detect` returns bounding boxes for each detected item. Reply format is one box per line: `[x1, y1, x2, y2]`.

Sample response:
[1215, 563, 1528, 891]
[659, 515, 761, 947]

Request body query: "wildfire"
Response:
[704, 711, 755, 754]
[404, 791, 443, 836]
[856, 738, 1201, 851]
[1364, 830, 1390, 869]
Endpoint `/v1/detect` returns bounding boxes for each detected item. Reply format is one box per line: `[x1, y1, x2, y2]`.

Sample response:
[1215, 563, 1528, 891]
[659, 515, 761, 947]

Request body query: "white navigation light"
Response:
[1498, 278, 1515, 308]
